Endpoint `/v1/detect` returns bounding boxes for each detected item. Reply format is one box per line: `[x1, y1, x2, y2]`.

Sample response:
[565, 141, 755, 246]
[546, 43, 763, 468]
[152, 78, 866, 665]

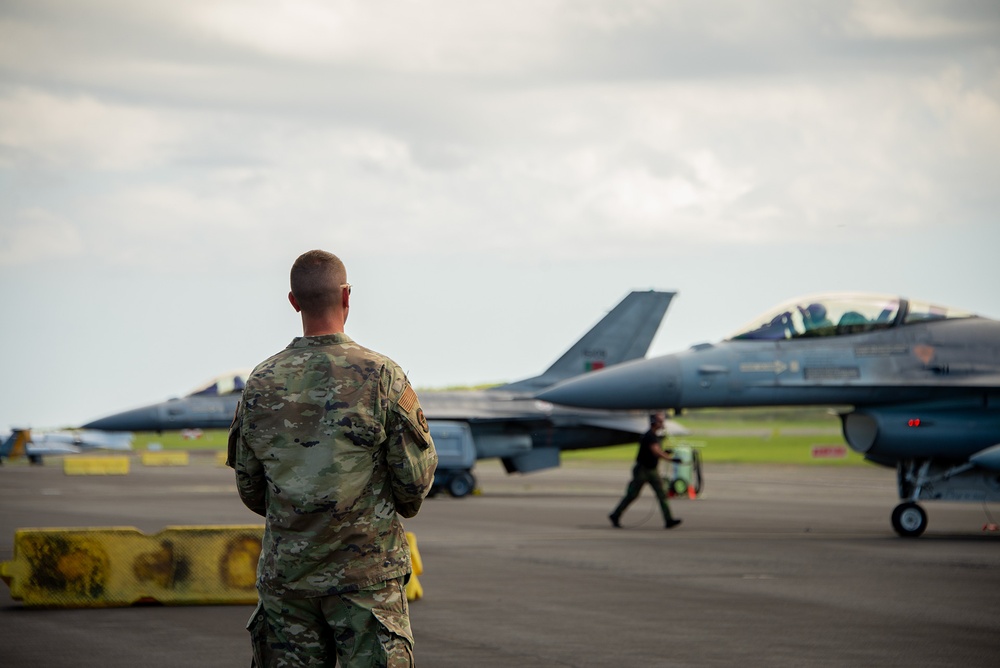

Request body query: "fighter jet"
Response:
[82, 369, 251, 434]
[538, 292, 1000, 537]
[0, 428, 133, 465]
[83, 291, 682, 496]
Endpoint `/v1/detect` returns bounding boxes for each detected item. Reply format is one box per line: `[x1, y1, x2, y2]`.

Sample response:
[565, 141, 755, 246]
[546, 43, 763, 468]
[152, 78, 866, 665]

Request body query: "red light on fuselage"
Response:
[908, 419, 922, 427]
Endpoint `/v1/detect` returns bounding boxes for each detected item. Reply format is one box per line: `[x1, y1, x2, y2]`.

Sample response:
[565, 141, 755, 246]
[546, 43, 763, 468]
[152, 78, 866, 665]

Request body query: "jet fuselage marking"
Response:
[738, 360, 801, 375]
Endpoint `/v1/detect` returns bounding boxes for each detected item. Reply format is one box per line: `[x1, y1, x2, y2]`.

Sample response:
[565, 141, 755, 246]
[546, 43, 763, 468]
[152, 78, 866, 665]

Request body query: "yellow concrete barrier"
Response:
[63, 456, 130, 476]
[141, 451, 190, 466]
[215, 451, 229, 466]
[1, 526, 427, 607]
[0, 525, 263, 607]
[405, 531, 423, 602]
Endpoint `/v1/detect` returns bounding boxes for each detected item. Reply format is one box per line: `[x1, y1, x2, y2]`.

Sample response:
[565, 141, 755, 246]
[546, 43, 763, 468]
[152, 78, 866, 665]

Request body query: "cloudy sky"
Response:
[2, 0, 998, 430]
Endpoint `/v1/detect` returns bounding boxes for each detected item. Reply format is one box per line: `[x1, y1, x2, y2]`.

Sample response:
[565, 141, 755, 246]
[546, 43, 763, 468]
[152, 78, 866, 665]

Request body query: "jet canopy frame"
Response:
[727, 292, 977, 341]
[187, 370, 253, 397]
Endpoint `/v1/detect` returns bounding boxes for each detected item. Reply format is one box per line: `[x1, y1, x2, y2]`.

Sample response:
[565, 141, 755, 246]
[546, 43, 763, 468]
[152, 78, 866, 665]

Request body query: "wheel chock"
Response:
[405, 531, 423, 602]
[406, 574, 424, 601]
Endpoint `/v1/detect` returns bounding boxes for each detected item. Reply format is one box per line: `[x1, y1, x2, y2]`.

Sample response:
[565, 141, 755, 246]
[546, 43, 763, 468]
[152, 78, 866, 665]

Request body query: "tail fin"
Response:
[0, 429, 31, 462]
[496, 290, 675, 393]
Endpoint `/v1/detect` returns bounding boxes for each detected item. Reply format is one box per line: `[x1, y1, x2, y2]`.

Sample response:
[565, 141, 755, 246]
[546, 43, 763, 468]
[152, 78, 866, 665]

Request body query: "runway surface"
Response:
[1, 455, 998, 667]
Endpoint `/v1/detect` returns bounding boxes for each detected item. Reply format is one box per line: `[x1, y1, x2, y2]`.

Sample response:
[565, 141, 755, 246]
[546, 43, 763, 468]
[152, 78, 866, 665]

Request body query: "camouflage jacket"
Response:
[227, 333, 437, 597]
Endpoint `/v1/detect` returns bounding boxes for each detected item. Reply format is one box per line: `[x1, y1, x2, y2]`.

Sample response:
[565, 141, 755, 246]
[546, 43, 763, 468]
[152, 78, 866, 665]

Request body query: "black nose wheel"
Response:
[891, 502, 927, 538]
[447, 471, 477, 498]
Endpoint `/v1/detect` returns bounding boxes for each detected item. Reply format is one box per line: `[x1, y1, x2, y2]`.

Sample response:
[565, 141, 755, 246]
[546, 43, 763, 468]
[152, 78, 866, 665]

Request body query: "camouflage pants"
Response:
[248, 577, 414, 667]
[611, 464, 674, 525]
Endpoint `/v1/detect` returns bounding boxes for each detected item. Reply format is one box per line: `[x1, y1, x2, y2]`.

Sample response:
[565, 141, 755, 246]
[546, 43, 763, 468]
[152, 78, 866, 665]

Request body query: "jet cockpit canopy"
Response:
[187, 369, 253, 396]
[728, 293, 976, 341]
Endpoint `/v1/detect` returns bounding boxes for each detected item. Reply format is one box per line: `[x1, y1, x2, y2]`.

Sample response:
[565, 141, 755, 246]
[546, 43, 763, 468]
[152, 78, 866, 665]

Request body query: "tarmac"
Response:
[2, 455, 998, 667]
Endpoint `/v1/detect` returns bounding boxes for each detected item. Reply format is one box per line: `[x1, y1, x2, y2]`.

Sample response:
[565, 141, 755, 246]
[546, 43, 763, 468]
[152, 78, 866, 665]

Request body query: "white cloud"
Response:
[0, 208, 83, 265]
[0, 89, 183, 171]
[917, 67, 1000, 155]
[581, 151, 752, 232]
[846, 0, 997, 39]
[186, 0, 563, 73]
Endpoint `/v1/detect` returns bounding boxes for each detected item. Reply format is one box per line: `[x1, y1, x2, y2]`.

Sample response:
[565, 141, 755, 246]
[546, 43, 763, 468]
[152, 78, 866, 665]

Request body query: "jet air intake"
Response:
[842, 401, 1000, 461]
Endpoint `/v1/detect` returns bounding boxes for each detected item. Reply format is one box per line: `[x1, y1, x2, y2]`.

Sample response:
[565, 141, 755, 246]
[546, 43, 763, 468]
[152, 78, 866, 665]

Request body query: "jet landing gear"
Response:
[892, 457, 1000, 538]
[894, 459, 937, 538]
[891, 502, 927, 538]
[429, 468, 477, 498]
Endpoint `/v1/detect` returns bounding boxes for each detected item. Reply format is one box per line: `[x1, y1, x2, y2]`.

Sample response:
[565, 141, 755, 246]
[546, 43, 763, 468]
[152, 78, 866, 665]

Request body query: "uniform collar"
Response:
[288, 333, 353, 348]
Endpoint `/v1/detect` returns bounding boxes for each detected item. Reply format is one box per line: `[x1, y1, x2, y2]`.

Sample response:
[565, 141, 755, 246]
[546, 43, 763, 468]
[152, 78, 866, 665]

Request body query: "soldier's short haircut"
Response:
[290, 250, 347, 313]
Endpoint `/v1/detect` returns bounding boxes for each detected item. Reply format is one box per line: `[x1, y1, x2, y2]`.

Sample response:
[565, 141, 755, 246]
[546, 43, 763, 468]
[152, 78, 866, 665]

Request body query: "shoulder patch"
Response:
[392, 384, 432, 445]
[398, 385, 418, 413]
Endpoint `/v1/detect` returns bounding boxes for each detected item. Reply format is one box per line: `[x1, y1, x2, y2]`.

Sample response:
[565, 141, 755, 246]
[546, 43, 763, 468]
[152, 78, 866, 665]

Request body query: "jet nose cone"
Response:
[81, 406, 159, 432]
[537, 355, 682, 410]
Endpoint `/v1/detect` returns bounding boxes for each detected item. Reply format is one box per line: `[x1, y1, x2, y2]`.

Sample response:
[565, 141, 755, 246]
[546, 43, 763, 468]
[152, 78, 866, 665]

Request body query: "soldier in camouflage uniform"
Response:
[227, 250, 438, 667]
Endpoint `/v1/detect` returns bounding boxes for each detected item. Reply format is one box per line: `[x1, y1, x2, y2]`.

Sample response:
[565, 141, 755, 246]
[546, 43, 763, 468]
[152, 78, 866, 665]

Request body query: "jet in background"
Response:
[83, 370, 251, 434]
[539, 292, 1000, 537]
[418, 290, 683, 495]
[83, 291, 682, 495]
[0, 428, 132, 465]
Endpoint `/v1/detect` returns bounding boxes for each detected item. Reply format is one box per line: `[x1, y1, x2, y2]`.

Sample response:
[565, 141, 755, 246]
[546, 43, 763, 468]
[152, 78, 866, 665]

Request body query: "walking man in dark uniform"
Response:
[609, 412, 682, 529]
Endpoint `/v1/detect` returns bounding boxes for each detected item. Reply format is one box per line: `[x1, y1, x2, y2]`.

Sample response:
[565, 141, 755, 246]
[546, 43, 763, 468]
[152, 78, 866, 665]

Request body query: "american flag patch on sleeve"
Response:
[398, 385, 418, 413]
